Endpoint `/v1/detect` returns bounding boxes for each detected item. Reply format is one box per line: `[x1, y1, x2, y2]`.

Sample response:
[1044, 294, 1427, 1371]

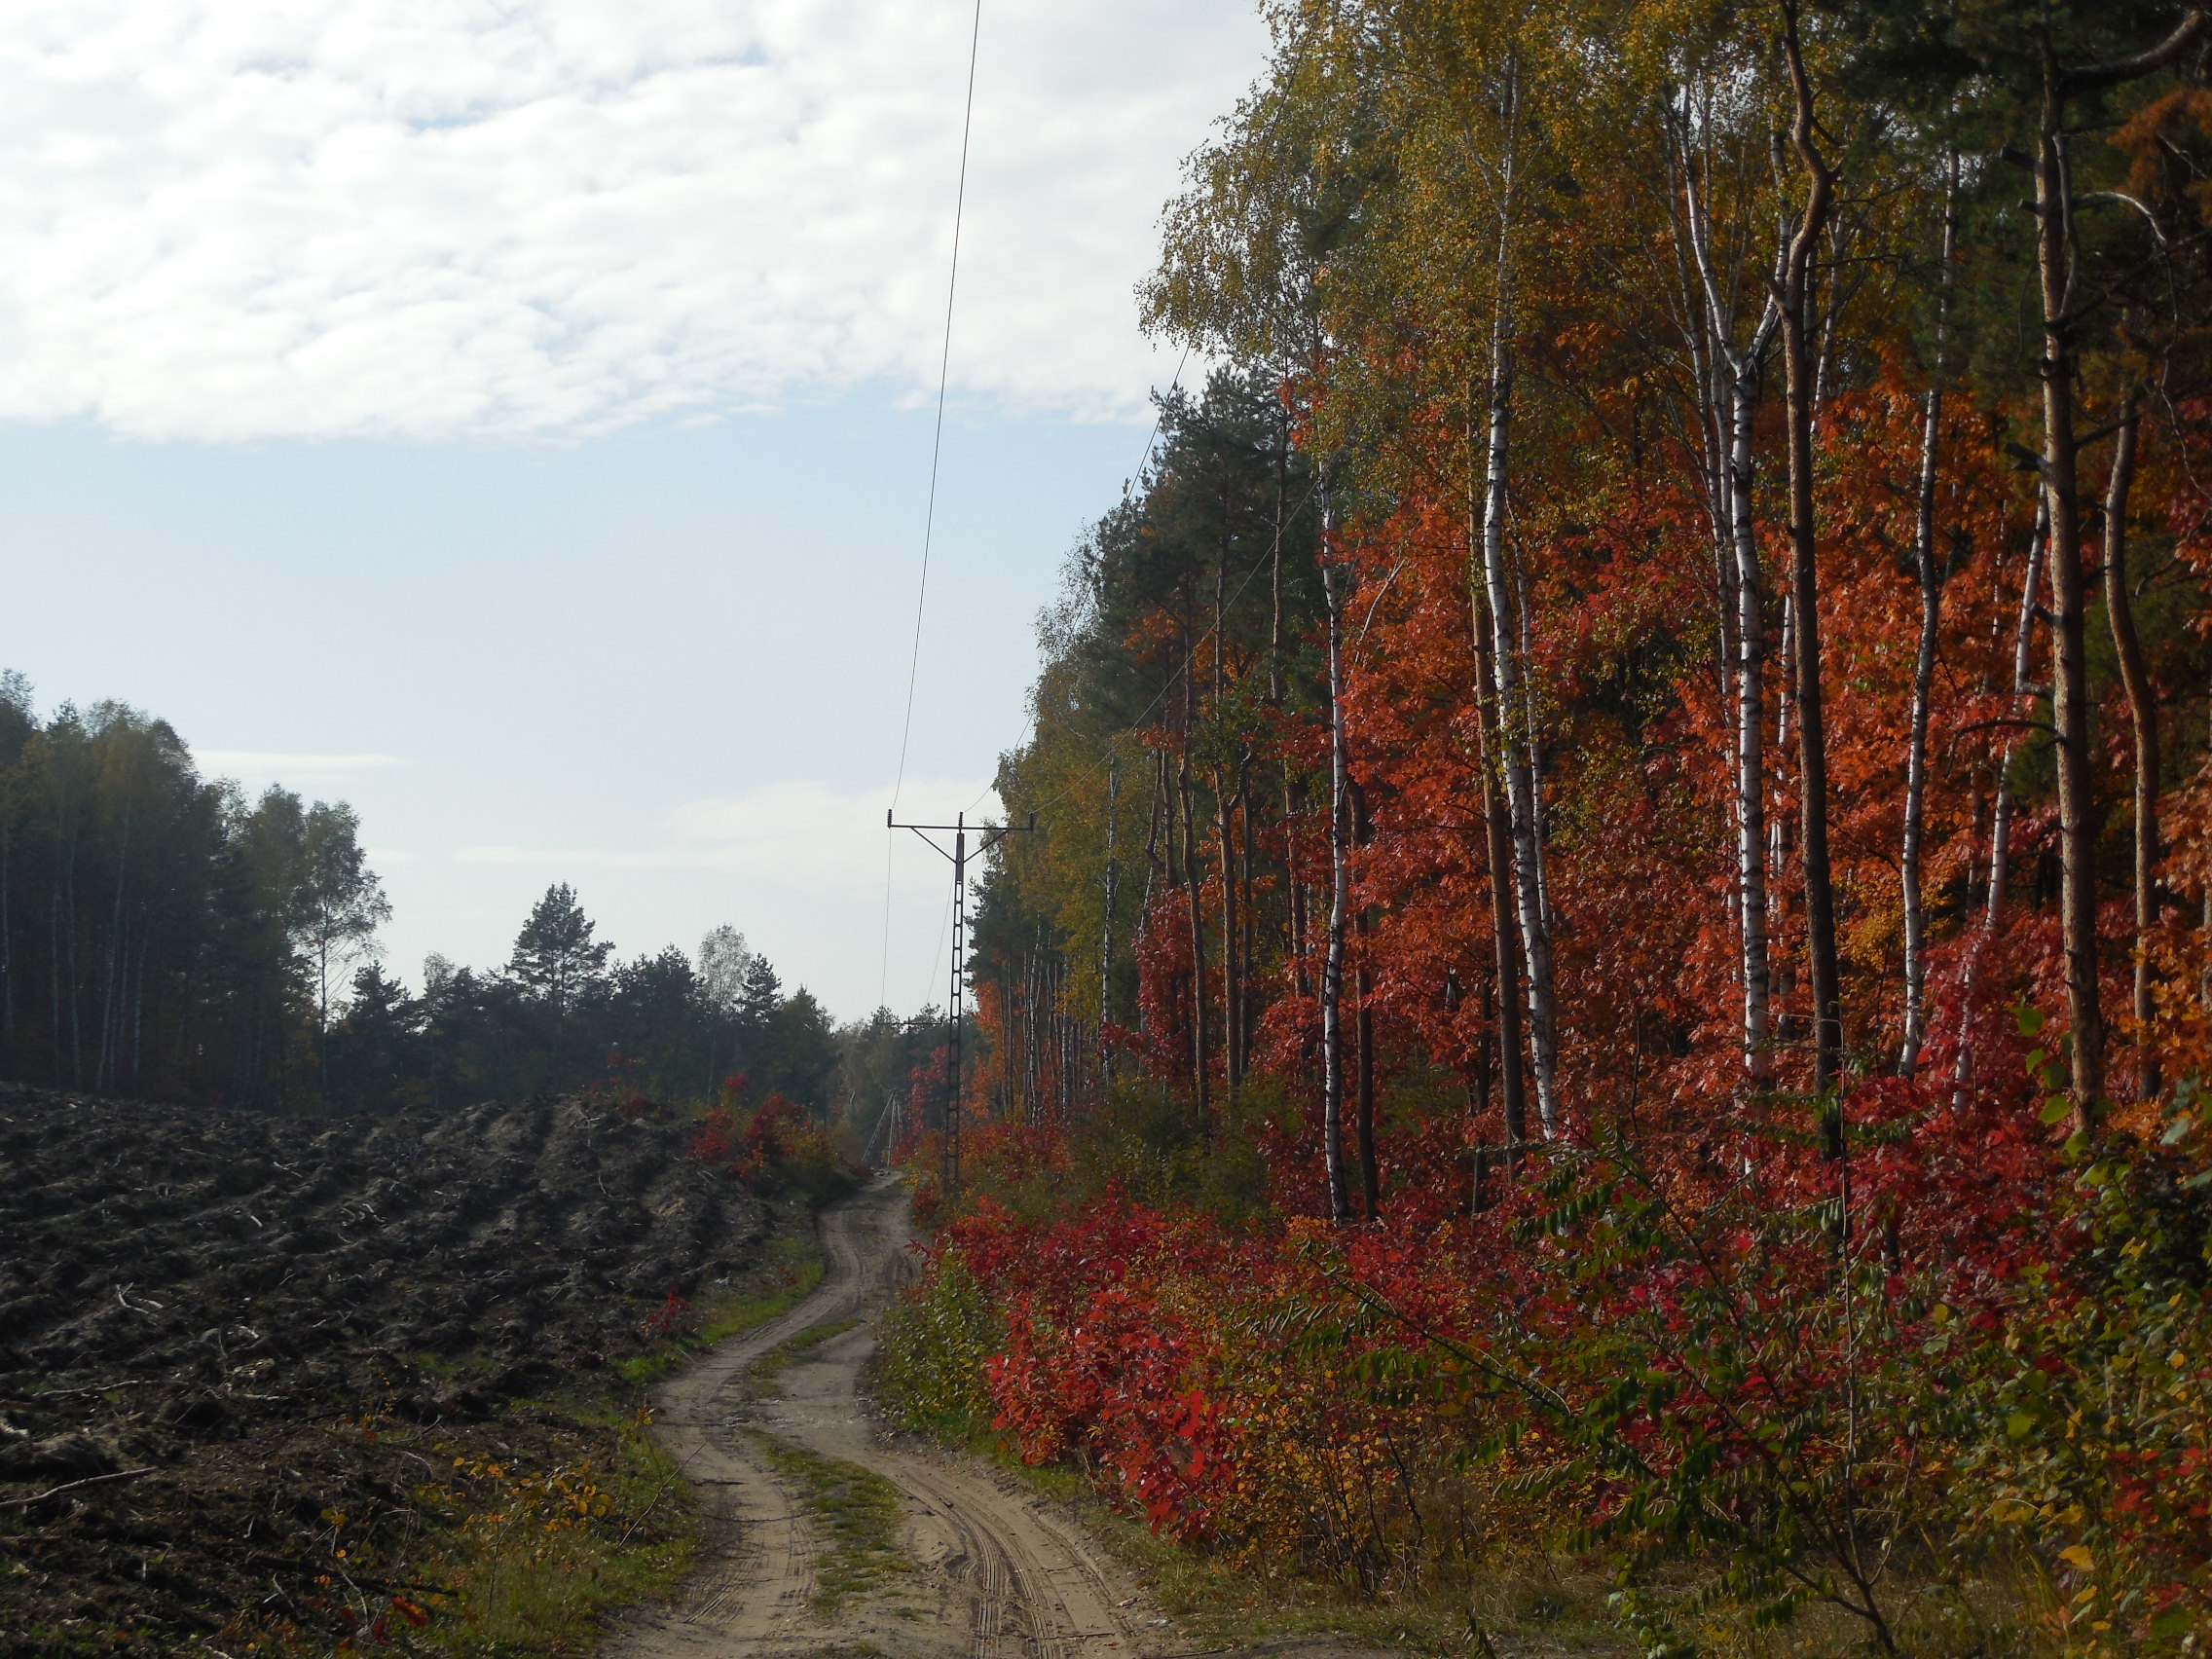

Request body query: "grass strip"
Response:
[745, 1430, 909, 1616]
[618, 1235, 826, 1387]
[748, 1317, 863, 1384]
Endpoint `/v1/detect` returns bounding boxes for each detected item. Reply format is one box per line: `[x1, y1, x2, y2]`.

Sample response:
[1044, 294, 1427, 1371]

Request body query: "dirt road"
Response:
[608, 1175, 1194, 1659]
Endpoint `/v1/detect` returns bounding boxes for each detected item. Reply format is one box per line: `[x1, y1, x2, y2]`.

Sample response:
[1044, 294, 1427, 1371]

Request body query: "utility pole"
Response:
[888, 809, 1036, 1197]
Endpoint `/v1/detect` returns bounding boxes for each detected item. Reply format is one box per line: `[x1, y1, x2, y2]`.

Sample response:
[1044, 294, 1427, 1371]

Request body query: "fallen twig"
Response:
[3, 1380, 166, 1401]
[618, 1480, 674, 1544]
[0, 1466, 155, 1508]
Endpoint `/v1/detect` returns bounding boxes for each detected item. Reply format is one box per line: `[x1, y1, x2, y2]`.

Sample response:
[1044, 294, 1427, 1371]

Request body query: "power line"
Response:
[1129, 347, 1194, 498]
[955, 15, 1325, 827]
[892, 0, 984, 811]
[882, 0, 985, 1011]
[957, 348, 1194, 819]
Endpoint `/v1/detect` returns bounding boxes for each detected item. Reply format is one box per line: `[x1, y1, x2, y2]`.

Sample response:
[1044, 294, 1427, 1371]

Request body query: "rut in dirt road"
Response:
[609, 1175, 1186, 1659]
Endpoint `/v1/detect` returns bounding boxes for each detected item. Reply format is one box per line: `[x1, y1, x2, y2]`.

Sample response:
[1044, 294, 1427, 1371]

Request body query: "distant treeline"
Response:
[0, 677, 946, 1128]
[0, 680, 381, 1108]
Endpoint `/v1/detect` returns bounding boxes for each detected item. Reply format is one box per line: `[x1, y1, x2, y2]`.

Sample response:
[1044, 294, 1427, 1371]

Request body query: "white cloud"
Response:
[0, 0, 1265, 440]
[455, 776, 1001, 890]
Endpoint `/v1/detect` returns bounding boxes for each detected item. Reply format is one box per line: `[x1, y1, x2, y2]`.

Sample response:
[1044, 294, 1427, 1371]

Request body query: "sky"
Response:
[0, 0, 1269, 1020]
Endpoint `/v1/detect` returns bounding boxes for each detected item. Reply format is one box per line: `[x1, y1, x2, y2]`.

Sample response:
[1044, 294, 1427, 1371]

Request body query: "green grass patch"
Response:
[409, 1403, 697, 1657]
[618, 1233, 826, 1387]
[204, 1399, 701, 1659]
[749, 1317, 862, 1384]
[745, 1431, 910, 1616]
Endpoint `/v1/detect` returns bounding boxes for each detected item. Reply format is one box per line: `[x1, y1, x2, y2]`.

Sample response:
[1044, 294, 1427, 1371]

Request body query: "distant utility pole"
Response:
[888, 809, 1036, 1196]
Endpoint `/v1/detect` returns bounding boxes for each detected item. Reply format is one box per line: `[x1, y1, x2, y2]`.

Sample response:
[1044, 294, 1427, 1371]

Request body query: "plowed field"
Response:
[0, 1087, 778, 1656]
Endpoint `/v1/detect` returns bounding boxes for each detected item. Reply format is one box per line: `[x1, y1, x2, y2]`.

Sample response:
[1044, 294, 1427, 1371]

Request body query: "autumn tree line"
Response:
[903, 4, 2212, 1639]
[0, 680, 931, 1124]
[972, 0, 2212, 1201]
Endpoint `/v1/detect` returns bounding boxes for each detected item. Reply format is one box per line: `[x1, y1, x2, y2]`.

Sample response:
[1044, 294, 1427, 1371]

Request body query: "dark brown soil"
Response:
[0, 1088, 771, 1656]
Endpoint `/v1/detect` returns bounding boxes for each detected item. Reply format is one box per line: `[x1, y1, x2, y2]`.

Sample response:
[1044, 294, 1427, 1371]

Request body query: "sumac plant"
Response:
[686, 1075, 861, 1205]
[892, 1059, 2212, 1649]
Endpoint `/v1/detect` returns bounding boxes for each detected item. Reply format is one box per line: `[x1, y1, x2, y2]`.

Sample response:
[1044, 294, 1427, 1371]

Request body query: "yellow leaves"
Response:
[1986, 1498, 2037, 1524]
[2059, 1545, 2097, 1570]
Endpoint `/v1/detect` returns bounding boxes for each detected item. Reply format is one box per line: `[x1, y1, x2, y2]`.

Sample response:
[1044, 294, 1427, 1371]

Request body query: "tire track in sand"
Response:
[607, 1175, 1186, 1659]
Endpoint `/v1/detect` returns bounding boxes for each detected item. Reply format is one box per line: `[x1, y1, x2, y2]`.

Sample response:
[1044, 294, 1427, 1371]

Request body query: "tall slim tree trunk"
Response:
[1100, 755, 1119, 1075]
[1899, 153, 1957, 1079]
[1899, 384, 1943, 1078]
[2103, 398, 2157, 1097]
[1213, 552, 1241, 1093]
[1177, 602, 1212, 1129]
[1356, 939, 1378, 1214]
[130, 930, 148, 1086]
[1727, 367, 1774, 1082]
[1957, 506, 2052, 1100]
[1472, 573, 1529, 1156]
[1273, 415, 1308, 1004]
[1677, 94, 1782, 1085]
[1183, 772, 1210, 1128]
[1272, 413, 1287, 709]
[1475, 63, 1559, 1136]
[1773, 584, 1797, 998]
[1350, 779, 1379, 1218]
[2035, 3, 2207, 1123]
[49, 885, 61, 1084]
[63, 830, 82, 1091]
[1239, 769, 1256, 1077]
[1161, 746, 1177, 888]
[99, 793, 132, 1094]
[1321, 553, 1352, 1224]
[1780, 0, 1843, 1125]
[2035, 64, 2106, 1127]
[1217, 770, 1242, 1090]
[1988, 503, 2050, 936]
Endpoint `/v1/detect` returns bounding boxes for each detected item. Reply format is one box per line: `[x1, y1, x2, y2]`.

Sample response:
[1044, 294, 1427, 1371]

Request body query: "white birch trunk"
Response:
[1988, 501, 2049, 933]
[1954, 500, 2047, 1099]
[1476, 63, 1560, 1138]
[1901, 154, 1959, 1079]
[1677, 90, 1784, 1085]
[1320, 550, 1351, 1221]
[1899, 383, 1942, 1076]
[1727, 368, 1774, 1080]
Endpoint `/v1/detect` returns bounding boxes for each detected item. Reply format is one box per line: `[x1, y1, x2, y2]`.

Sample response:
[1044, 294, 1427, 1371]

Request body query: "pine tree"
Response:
[507, 883, 612, 1014]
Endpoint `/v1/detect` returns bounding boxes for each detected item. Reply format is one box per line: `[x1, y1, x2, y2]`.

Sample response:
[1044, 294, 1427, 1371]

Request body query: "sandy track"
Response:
[608, 1176, 1186, 1659]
